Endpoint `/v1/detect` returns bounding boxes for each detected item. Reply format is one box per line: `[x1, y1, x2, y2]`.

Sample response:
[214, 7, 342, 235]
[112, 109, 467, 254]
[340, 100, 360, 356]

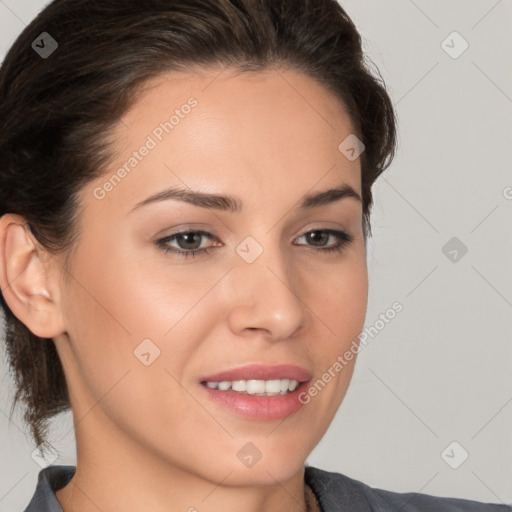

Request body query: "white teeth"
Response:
[265, 379, 282, 394]
[204, 378, 300, 395]
[288, 380, 298, 391]
[246, 380, 266, 394]
[231, 380, 247, 392]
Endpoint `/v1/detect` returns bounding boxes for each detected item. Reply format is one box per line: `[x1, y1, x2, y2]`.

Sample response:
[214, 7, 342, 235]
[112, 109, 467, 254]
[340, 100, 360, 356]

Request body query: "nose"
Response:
[226, 241, 308, 342]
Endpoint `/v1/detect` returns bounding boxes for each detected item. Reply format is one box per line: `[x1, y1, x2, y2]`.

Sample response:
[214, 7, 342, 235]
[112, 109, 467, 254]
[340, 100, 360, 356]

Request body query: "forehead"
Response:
[82, 67, 361, 218]
[127, 67, 353, 133]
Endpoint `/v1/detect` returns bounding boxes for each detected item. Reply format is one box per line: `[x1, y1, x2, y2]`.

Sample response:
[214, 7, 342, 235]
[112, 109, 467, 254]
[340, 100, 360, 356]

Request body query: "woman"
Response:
[0, 1, 508, 511]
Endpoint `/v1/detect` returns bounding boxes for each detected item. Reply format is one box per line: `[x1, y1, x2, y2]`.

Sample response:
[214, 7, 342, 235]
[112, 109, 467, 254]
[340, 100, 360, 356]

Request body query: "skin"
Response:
[0, 67, 368, 512]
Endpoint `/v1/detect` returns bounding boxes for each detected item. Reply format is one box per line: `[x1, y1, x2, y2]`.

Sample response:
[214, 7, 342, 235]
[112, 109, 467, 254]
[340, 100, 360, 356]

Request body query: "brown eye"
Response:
[156, 230, 218, 258]
[294, 229, 353, 254]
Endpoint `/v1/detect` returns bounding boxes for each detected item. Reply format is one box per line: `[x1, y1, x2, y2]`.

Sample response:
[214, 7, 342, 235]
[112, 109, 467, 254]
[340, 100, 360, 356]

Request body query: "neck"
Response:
[56, 409, 310, 512]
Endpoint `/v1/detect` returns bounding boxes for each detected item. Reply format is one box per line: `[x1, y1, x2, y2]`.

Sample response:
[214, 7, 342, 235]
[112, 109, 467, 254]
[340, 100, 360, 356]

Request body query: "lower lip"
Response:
[200, 381, 310, 420]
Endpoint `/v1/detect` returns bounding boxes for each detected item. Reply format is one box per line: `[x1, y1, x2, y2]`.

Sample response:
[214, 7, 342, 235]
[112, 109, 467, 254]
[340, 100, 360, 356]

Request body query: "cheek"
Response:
[57, 247, 165, 397]
[306, 249, 368, 390]
[59, 236, 228, 402]
[316, 250, 368, 342]
[58, 252, 201, 441]
[286, 253, 367, 452]
[64, 243, 212, 345]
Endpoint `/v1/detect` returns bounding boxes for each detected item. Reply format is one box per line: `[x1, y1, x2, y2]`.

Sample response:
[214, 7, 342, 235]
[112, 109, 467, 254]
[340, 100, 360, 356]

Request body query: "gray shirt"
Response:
[23, 464, 510, 511]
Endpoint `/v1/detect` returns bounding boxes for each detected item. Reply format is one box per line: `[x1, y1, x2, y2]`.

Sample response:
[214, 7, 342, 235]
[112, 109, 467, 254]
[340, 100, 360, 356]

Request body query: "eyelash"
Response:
[156, 228, 353, 259]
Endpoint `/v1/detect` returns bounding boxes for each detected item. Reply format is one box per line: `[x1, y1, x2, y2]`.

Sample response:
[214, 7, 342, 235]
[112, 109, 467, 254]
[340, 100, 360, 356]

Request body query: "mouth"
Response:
[198, 363, 312, 420]
[201, 378, 300, 396]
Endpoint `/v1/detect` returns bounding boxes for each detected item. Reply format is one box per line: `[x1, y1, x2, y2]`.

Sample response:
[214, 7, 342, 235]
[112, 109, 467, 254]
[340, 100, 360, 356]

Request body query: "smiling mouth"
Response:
[200, 378, 299, 396]
[199, 364, 312, 420]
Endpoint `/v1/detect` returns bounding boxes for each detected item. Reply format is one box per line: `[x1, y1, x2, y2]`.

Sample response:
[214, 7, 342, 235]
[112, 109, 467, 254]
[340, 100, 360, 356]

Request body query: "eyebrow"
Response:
[129, 182, 361, 214]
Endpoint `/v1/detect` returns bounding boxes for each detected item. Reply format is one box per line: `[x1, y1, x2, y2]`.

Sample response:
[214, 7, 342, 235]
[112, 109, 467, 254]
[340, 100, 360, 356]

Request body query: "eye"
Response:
[294, 228, 353, 254]
[156, 230, 218, 258]
[156, 228, 353, 259]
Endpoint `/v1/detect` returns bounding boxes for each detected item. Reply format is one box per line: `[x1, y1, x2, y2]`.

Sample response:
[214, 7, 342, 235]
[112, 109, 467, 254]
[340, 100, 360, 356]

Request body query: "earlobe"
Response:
[0, 214, 66, 339]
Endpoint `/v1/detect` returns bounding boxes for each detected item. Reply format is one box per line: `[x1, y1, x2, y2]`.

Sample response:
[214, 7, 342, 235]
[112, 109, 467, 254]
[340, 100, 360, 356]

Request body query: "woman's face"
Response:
[52, 67, 368, 484]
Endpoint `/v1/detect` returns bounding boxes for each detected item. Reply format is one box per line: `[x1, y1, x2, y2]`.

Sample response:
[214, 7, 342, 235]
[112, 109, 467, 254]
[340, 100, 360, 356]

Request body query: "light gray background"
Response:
[1, 1, 511, 510]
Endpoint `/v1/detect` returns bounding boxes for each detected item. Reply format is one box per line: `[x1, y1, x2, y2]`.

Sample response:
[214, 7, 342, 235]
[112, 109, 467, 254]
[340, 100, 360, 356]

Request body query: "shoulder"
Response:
[23, 465, 75, 512]
[304, 465, 511, 512]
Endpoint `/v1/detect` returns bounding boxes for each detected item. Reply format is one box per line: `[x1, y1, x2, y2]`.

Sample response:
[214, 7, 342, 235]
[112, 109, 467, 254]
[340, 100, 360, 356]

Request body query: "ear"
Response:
[0, 214, 66, 338]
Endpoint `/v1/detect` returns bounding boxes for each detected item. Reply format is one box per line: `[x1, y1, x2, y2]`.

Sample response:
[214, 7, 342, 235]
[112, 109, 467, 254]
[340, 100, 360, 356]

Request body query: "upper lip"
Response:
[200, 364, 312, 383]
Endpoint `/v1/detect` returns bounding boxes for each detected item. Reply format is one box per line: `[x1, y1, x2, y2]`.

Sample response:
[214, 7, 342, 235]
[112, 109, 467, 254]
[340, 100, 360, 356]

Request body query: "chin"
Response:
[223, 438, 310, 486]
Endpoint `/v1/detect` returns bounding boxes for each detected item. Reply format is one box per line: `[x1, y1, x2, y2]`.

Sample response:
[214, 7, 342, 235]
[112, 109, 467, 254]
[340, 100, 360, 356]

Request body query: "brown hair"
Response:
[0, 0, 396, 452]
